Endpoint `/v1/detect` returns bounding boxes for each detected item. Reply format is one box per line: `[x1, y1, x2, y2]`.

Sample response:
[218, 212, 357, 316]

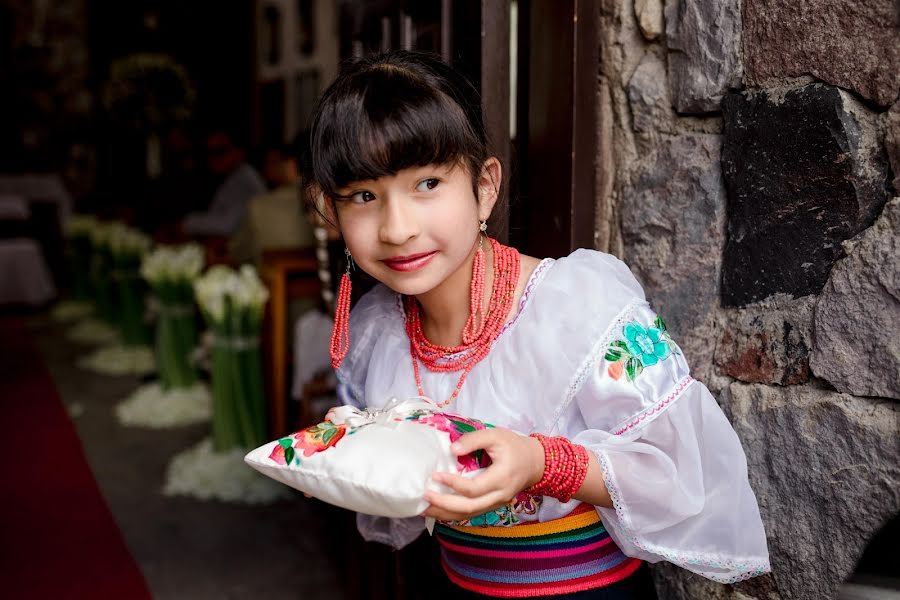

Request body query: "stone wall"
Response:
[597, 0, 899, 598]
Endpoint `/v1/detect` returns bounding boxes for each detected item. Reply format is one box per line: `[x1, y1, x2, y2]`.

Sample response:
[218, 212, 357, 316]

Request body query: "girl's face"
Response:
[333, 159, 499, 297]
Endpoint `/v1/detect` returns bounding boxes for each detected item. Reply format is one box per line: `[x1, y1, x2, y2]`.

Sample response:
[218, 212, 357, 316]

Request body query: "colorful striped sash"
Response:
[435, 503, 641, 598]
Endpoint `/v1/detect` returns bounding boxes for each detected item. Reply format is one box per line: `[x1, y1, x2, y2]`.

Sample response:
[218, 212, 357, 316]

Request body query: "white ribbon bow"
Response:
[329, 397, 437, 428]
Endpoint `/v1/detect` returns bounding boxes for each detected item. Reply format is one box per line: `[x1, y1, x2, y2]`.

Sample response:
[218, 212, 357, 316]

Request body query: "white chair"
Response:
[0, 238, 56, 306]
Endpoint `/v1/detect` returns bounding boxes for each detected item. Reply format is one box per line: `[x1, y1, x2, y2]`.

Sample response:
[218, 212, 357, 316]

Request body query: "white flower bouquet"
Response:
[108, 223, 153, 346]
[194, 265, 270, 451]
[141, 244, 204, 390]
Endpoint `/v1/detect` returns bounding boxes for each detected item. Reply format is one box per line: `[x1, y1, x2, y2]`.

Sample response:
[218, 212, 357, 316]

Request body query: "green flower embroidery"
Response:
[605, 315, 678, 381]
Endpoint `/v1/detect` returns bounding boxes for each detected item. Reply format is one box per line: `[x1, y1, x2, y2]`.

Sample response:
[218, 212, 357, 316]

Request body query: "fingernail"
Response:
[450, 443, 461, 453]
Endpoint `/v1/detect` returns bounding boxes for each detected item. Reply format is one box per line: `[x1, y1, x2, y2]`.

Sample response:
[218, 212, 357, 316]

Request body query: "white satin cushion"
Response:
[244, 399, 488, 518]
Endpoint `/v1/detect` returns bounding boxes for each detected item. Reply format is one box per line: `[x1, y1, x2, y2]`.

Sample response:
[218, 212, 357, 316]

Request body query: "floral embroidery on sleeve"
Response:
[605, 315, 679, 381]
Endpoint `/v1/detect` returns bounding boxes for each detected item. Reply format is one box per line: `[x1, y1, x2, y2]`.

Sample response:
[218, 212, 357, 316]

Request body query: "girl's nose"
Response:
[378, 197, 419, 245]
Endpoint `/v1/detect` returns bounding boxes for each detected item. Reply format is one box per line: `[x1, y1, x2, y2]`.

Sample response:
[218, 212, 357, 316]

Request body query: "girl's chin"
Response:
[382, 276, 439, 297]
[373, 267, 444, 297]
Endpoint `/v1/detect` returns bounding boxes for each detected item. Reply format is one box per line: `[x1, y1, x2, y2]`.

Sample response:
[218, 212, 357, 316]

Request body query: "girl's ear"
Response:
[477, 157, 502, 221]
[312, 188, 340, 231]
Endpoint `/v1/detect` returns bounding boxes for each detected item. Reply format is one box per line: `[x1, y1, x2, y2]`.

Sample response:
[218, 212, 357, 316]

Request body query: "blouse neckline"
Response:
[392, 256, 556, 347]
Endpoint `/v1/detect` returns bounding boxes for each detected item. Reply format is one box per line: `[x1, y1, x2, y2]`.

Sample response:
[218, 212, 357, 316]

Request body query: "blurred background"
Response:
[0, 1, 898, 599]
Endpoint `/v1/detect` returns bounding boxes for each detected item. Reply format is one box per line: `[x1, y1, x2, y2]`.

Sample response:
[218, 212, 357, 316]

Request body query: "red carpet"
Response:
[0, 317, 152, 599]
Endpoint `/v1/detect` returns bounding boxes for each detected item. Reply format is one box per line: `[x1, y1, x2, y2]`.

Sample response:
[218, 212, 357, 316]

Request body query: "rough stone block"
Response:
[716, 295, 813, 386]
[621, 134, 725, 376]
[810, 197, 900, 399]
[743, 0, 900, 108]
[665, 0, 743, 113]
[627, 52, 671, 133]
[724, 383, 900, 600]
[721, 84, 891, 306]
[885, 101, 900, 192]
[635, 0, 664, 41]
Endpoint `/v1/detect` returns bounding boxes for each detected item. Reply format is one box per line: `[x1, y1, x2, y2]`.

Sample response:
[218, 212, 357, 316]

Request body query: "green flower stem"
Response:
[156, 314, 172, 389]
[210, 343, 229, 451]
[118, 271, 150, 346]
[92, 251, 116, 323]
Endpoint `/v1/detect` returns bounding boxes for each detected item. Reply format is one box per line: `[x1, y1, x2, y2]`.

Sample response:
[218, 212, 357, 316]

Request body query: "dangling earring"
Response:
[330, 248, 353, 369]
[462, 220, 488, 344]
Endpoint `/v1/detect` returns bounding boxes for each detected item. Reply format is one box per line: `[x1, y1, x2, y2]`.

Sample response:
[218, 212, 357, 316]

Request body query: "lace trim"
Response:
[550, 300, 645, 433]
[497, 257, 554, 339]
[595, 451, 771, 584]
[611, 376, 695, 436]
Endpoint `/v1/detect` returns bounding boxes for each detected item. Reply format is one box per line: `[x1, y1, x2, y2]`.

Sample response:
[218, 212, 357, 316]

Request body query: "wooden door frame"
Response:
[480, 1, 511, 244]
[515, 0, 599, 257]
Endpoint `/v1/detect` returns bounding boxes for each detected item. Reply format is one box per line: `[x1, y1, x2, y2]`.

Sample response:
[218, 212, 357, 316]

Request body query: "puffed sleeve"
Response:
[568, 302, 770, 583]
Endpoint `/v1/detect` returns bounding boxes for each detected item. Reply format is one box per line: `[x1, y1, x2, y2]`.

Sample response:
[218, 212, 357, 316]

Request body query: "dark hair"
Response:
[306, 51, 494, 205]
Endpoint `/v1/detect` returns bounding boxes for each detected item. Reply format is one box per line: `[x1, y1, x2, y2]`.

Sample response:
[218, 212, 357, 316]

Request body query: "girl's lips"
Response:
[382, 251, 437, 272]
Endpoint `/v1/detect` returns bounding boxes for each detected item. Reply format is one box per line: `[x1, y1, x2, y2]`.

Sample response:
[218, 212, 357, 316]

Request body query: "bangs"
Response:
[311, 64, 485, 197]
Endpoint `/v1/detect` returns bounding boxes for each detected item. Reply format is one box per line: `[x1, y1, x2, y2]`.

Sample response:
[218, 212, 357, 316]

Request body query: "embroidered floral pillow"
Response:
[244, 399, 493, 518]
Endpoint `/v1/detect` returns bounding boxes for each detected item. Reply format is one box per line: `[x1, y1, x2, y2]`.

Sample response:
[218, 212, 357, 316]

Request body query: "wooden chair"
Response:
[259, 247, 320, 437]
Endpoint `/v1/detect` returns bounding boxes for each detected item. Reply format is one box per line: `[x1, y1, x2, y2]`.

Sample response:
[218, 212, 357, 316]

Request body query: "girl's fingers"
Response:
[450, 428, 499, 456]
[421, 505, 462, 521]
[424, 488, 509, 517]
[436, 470, 507, 499]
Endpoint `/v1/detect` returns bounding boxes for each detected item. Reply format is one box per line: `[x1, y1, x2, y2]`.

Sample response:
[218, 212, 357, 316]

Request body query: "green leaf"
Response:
[607, 340, 632, 362]
[454, 421, 477, 435]
[322, 428, 335, 445]
[285, 447, 295, 465]
[654, 315, 667, 331]
[625, 358, 643, 381]
[278, 438, 293, 449]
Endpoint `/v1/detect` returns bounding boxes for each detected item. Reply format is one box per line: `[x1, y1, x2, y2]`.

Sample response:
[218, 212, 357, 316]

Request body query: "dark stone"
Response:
[720, 84, 891, 307]
[743, 0, 900, 108]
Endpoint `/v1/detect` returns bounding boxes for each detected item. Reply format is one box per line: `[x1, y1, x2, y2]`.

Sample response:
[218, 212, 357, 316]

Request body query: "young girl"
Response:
[308, 50, 770, 599]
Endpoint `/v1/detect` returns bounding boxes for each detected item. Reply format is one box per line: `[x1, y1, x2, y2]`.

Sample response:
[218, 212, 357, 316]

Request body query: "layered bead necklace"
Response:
[404, 237, 521, 407]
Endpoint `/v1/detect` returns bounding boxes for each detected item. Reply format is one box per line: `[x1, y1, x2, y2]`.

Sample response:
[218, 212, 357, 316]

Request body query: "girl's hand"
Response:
[422, 428, 545, 522]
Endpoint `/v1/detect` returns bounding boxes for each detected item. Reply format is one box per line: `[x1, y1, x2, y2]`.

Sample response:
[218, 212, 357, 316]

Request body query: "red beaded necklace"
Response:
[404, 237, 521, 407]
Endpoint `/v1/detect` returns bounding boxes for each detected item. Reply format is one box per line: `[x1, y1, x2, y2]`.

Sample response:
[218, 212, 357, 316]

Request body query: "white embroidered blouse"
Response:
[336, 249, 771, 583]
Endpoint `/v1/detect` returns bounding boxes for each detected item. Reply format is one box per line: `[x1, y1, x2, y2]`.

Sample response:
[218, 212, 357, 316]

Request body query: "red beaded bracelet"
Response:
[526, 433, 590, 503]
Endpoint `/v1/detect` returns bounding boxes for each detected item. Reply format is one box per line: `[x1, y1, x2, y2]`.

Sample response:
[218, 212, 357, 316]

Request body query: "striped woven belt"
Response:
[435, 503, 642, 598]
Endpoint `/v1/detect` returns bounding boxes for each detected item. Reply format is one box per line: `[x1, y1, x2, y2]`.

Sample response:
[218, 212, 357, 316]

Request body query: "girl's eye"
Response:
[415, 178, 440, 192]
[348, 190, 376, 204]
